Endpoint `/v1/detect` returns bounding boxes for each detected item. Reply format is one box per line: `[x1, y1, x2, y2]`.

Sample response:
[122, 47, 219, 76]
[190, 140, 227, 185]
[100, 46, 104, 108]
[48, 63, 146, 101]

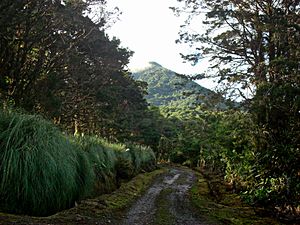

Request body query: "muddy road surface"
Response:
[0, 165, 282, 225]
[121, 167, 207, 225]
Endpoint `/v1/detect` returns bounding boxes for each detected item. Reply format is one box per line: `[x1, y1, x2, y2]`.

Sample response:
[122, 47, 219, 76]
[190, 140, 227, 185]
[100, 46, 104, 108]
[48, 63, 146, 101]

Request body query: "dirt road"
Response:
[121, 167, 207, 225]
[0, 165, 280, 225]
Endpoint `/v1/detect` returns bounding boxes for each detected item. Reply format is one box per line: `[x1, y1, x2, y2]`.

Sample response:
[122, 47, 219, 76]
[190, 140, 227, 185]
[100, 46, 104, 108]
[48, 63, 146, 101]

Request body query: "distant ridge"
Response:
[132, 62, 226, 108]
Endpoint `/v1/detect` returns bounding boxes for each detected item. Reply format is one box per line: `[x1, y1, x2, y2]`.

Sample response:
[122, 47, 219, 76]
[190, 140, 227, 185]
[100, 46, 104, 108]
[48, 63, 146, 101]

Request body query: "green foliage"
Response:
[126, 144, 157, 173]
[115, 153, 135, 179]
[71, 136, 157, 196]
[74, 136, 119, 195]
[0, 0, 153, 149]
[132, 62, 226, 109]
[160, 104, 299, 217]
[190, 171, 279, 225]
[0, 110, 89, 216]
[0, 110, 157, 216]
[172, 0, 300, 217]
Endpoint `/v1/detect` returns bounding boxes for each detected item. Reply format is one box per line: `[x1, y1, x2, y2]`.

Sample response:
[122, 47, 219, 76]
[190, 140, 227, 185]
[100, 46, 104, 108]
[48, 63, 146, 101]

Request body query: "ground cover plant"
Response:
[0, 110, 84, 216]
[0, 110, 156, 216]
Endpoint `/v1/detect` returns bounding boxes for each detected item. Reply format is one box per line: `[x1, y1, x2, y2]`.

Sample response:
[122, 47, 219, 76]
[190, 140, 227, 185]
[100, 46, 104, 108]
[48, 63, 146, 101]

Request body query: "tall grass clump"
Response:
[75, 136, 120, 196]
[0, 110, 92, 216]
[0, 109, 157, 216]
[126, 144, 156, 174]
[115, 148, 135, 179]
[75, 136, 157, 193]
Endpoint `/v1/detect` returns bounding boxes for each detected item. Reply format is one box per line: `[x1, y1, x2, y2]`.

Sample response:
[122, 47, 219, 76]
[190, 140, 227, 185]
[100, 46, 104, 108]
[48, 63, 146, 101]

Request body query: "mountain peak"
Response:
[148, 61, 162, 67]
[132, 63, 224, 108]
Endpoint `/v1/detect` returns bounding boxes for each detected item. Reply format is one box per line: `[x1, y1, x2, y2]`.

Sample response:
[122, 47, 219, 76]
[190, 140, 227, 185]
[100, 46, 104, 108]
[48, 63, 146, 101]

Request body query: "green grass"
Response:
[0, 111, 88, 216]
[126, 144, 156, 173]
[0, 110, 157, 216]
[75, 136, 119, 195]
[74, 136, 157, 195]
[115, 150, 135, 179]
[189, 170, 280, 225]
[0, 167, 167, 224]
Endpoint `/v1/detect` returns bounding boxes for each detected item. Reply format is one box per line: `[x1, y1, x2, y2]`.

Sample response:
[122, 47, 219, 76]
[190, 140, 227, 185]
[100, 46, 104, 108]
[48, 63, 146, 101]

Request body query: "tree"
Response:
[0, 1, 63, 108]
[173, 0, 299, 97]
[173, 0, 300, 215]
[0, 0, 156, 149]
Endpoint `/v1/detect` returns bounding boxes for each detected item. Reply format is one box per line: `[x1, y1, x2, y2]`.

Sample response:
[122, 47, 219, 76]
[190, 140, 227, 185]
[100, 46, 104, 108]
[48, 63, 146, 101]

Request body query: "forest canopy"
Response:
[170, 0, 300, 217]
[0, 0, 158, 146]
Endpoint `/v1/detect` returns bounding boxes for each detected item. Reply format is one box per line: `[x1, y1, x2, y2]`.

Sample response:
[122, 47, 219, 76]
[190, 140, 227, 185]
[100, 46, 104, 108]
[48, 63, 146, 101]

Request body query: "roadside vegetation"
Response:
[190, 169, 279, 225]
[0, 167, 166, 225]
[0, 109, 156, 216]
[167, 0, 300, 222]
[156, 105, 299, 222]
[0, 0, 158, 217]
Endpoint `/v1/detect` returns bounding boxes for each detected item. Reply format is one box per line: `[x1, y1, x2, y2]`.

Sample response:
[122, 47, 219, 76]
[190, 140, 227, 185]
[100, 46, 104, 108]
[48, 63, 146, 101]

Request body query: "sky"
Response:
[105, 0, 216, 90]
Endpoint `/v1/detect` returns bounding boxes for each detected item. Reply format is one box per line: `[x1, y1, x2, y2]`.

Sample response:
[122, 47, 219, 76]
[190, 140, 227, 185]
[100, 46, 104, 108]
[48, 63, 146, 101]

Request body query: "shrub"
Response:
[115, 150, 135, 180]
[0, 110, 91, 216]
[128, 144, 156, 173]
[75, 137, 156, 194]
[0, 110, 157, 216]
[75, 136, 119, 196]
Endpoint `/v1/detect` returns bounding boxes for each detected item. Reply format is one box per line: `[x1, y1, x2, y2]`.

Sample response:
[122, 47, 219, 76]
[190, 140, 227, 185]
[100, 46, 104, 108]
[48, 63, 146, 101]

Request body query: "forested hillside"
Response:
[133, 62, 226, 109]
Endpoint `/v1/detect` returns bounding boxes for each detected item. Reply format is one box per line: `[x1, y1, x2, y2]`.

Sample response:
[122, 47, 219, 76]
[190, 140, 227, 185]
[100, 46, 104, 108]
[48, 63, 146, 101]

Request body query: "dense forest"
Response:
[0, 0, 299, 222]
[0, 0, 157, 216]
[169, 0, 300, 219]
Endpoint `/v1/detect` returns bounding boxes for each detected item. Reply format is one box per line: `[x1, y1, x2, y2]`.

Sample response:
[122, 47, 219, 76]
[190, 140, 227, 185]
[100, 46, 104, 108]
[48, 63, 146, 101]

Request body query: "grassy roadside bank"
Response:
[0, 110, 156, 216]
[0, 167, 167, 225]
[189, 169, 280, 225]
